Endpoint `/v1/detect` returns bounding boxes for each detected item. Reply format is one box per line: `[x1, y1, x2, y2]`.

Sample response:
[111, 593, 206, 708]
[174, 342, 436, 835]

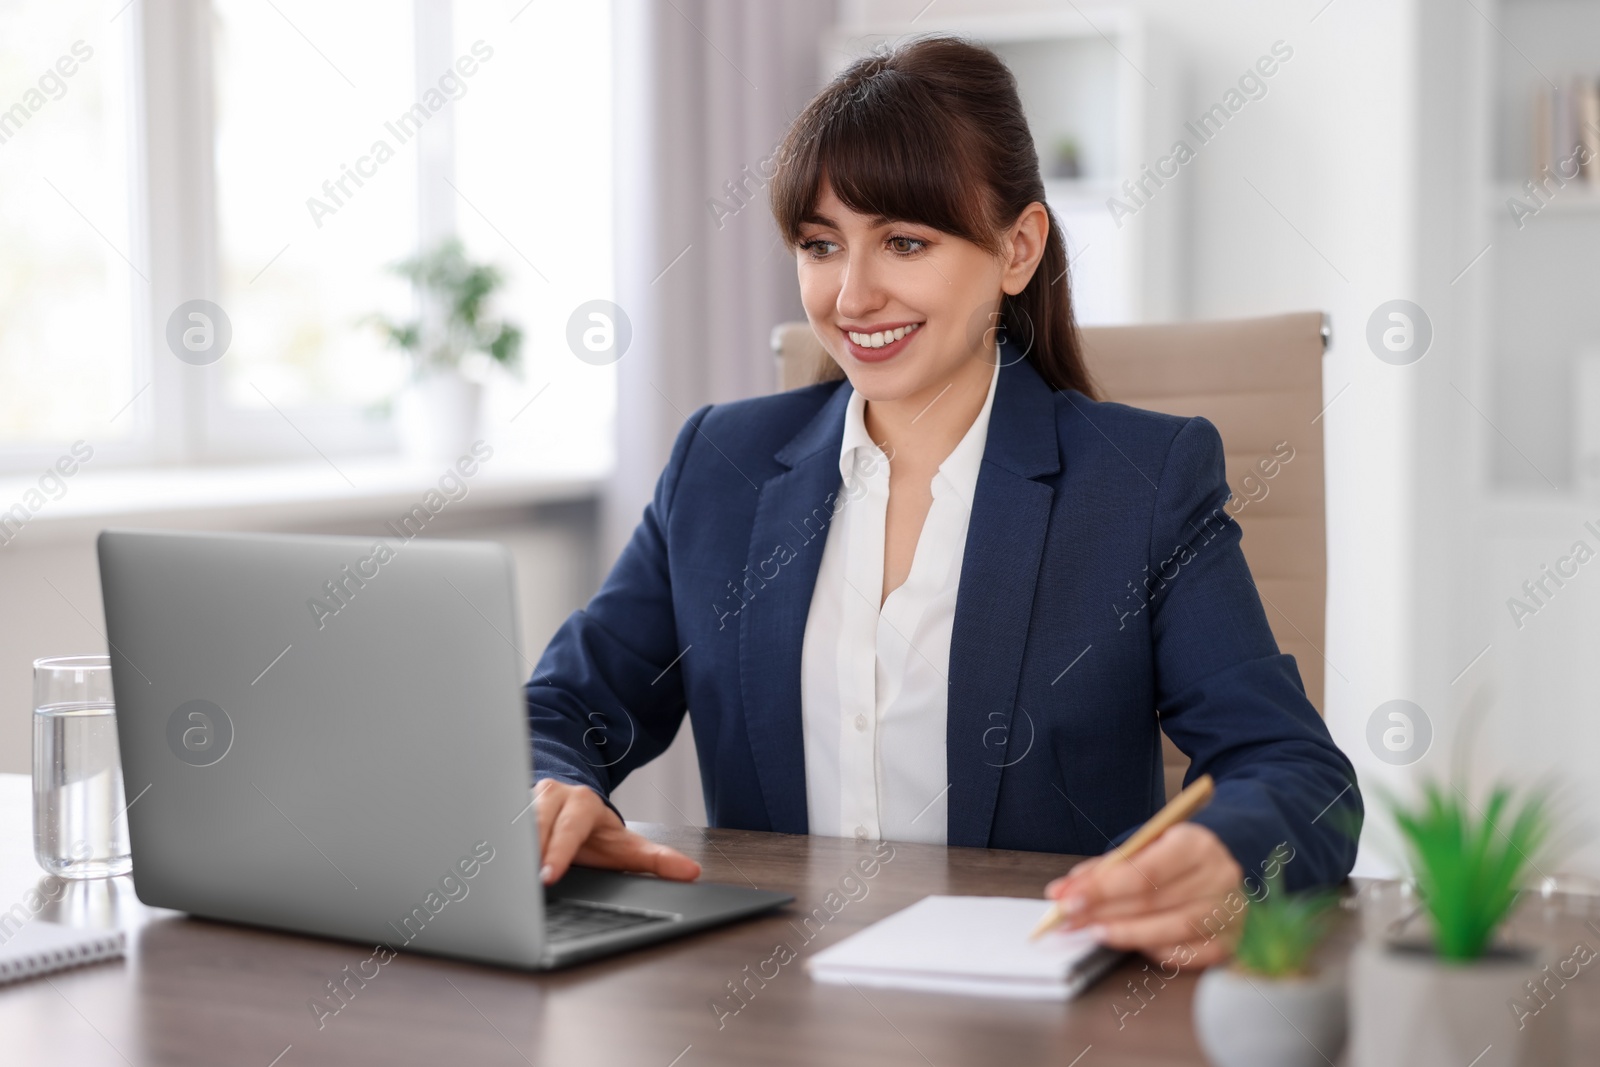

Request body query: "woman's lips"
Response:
[841, 324, 921, 364]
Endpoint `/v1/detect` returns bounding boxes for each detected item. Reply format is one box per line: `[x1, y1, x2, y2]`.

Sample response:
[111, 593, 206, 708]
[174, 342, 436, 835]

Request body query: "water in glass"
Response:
[33, 656, 131, 879]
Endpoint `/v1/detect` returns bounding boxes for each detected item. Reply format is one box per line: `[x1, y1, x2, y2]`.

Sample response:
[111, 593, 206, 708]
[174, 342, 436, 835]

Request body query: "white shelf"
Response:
[1473, 0, 1600, 494]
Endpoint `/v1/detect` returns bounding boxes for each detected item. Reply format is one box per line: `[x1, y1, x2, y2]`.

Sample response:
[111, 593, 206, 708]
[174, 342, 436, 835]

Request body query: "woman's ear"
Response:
[1000, 201, 1051, 296]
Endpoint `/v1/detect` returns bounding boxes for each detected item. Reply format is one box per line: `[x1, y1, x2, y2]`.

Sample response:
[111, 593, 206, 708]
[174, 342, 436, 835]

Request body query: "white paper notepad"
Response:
[0, 922, 126, 986]
[806, 896, 1124, 1000]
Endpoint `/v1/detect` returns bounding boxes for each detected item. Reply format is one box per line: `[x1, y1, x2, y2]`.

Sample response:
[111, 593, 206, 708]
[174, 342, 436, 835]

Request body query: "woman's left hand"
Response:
[1043, 823, 1245, 969]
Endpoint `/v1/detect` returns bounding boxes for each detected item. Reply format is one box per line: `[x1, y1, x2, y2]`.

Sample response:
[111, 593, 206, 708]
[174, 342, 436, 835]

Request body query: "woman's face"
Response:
[794, 178, 1042, 405]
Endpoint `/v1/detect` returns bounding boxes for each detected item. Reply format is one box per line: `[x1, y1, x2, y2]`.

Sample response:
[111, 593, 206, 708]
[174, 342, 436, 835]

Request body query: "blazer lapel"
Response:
[738, 383, 852, 834]
[946, 348, 1061, 847]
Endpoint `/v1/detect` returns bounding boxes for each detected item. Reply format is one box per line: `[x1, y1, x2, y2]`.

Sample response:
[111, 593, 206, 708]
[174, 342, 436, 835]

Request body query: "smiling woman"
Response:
[770, 35, 1093, 402]
[524, 33, 1361, 972]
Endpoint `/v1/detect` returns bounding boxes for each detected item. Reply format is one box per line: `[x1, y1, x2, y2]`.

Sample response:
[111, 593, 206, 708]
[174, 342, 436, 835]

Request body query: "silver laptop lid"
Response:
[98, 528, 547, 968]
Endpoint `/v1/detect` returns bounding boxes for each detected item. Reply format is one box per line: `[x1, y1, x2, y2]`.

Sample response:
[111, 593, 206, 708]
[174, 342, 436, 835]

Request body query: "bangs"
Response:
[771, 63, 1002, 253]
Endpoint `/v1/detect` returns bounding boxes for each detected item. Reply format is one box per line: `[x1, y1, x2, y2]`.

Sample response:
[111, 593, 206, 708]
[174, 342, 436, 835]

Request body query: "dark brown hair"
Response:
[769, 34, 1095, 398]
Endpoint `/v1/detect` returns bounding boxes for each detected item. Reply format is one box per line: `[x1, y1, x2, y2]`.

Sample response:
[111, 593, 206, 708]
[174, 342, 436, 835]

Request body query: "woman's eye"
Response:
[798, 238, 836, 258]
[888, 235, 925, 254]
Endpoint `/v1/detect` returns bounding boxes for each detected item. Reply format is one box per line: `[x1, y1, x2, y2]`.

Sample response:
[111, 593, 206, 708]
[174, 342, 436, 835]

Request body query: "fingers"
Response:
[1054, 825, 1241, 921]
[533, 781, 700, 884]
[1046, 857, 1101, 900]
[534, 780, 560, 861]
[1095, 906, 1219, 952]
[1067, 865, 1221, 923]
[638, 840, 702, 881]
[1055, 853, 1171, 920]
[1041, 824, 1248, 964]
[578, 831, 702, 882]
[541, 789, 596, 885]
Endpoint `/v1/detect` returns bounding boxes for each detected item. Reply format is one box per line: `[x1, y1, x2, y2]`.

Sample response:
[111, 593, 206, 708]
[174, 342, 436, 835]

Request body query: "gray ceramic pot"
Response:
[1193, 964, 1346, 1067]
[1348, 940, 1567, 1067]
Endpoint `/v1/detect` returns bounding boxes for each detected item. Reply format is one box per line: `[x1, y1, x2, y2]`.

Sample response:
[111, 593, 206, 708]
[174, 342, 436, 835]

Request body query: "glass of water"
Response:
[33, 655, 132, 879]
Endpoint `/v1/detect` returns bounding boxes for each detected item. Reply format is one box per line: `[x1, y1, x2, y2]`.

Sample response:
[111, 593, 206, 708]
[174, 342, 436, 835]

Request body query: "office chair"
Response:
[770, 312, 1332, 802]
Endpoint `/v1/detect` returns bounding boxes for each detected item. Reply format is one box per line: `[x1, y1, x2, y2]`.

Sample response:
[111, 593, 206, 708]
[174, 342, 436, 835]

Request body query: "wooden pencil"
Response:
[1028, 774, 1216, 940]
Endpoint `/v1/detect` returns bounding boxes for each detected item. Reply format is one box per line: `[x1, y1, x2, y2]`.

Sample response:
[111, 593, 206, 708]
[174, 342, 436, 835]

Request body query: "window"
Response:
[453, 1, 615, 469]
[0, 0, 614, 473]
[211, 0, 415, 417]
[0, 1, 139, 459]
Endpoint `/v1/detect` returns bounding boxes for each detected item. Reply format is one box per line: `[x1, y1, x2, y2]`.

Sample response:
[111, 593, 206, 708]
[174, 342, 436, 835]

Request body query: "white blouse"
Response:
[799, 354, 1001, 845]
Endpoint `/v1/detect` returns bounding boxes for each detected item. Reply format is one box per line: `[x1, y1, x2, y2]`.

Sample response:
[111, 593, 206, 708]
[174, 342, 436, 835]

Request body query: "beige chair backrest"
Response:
[770, 313, 1329, 801]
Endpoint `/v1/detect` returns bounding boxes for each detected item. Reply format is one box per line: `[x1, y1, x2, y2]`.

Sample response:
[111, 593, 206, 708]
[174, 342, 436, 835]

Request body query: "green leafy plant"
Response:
[370, 237, 522, 375]
[1234, 873, 1338, 978]
[1389, 781, 1553, 962]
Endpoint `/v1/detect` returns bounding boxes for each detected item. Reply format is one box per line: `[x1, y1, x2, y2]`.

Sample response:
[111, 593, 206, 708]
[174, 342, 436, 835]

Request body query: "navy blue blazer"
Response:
[527, 342, 1361, 889]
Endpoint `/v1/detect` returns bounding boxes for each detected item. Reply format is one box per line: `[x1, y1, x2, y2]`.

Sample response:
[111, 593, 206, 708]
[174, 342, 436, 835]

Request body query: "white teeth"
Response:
[848, 323, 919, 349]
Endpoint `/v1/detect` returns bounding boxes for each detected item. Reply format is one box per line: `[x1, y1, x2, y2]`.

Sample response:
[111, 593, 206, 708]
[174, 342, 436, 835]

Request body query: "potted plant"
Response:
[371, 237, 522, 461]
[1348, 781, 1563, 1067]
[1193, 873, 1344, 1067]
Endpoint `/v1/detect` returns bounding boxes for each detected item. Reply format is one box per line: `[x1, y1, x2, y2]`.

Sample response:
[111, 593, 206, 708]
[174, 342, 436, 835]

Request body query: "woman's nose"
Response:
[835, 252, 886, 320]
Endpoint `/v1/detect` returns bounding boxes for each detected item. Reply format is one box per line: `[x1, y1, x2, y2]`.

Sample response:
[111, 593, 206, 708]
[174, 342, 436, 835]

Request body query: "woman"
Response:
[528, 35, 1359, 968]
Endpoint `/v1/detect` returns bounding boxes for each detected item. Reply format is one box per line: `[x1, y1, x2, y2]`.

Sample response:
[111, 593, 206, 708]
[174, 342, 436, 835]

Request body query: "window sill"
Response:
[0, 455, 605, 548]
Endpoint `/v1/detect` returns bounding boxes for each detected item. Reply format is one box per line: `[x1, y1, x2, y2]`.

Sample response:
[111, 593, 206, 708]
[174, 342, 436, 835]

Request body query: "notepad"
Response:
[0, 922, 126, 986]
[806, 896, 1125, 1000]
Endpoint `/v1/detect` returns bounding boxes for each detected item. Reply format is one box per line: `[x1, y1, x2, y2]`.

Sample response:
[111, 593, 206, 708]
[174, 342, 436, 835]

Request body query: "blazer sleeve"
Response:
[523, 405, 710, 812]
[1143, 416, 1361, 890]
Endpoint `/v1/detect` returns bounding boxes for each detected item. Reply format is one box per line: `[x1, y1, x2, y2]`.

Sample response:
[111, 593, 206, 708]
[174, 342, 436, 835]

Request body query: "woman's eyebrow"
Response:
[800, 211, 898, 229]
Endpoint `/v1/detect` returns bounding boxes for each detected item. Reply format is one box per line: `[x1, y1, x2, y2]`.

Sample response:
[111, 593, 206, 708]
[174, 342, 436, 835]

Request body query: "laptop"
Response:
[97, 528, 791, 969]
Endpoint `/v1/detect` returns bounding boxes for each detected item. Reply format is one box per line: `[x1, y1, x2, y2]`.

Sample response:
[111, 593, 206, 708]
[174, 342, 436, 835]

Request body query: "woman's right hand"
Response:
[534, 779, 702, 886]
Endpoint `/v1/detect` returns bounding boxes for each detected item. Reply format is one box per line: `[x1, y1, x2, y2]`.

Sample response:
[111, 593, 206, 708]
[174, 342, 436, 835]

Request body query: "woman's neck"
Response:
[862, 352, 995, 473]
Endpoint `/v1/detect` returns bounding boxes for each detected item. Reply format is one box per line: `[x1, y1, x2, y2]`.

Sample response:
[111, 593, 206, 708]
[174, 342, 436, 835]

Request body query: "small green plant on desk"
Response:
[1233, 874, 1338, 978]
[1390, 780, 1552, 961]
[1194, 872, 1344, 1067]
[1347, 780, 1561, 1067]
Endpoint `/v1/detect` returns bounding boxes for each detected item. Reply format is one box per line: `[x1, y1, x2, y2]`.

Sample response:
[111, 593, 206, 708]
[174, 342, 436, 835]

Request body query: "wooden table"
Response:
[3, 772, 1599, 1066]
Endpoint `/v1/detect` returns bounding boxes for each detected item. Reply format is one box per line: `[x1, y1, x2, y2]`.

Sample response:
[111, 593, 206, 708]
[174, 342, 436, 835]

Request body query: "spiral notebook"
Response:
[806, 896, 1126, 1000]
[0, 922, 126, 985]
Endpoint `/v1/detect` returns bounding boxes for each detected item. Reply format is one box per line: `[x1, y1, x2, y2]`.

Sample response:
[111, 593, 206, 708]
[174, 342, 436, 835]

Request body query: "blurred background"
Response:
[2, 0, 1597, 882]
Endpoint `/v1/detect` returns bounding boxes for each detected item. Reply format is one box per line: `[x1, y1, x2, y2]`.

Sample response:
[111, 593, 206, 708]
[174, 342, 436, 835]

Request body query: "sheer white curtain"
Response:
[606, 0, 838, 824]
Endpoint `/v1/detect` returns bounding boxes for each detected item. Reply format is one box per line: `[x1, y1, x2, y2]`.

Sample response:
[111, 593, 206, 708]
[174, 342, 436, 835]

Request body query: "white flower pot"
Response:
[1193, 964, 1346, 1067]
[395, 370, 483, 463]
[1348, 941, 1567, 1067]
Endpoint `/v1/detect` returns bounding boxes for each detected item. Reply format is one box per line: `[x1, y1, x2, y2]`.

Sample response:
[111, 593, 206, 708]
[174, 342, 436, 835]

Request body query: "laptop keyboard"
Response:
[543, 897, 672, 945]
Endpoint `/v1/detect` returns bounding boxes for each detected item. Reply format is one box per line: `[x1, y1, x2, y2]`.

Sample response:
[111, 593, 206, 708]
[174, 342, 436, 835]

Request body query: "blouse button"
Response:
[854, 714, 867, 732]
